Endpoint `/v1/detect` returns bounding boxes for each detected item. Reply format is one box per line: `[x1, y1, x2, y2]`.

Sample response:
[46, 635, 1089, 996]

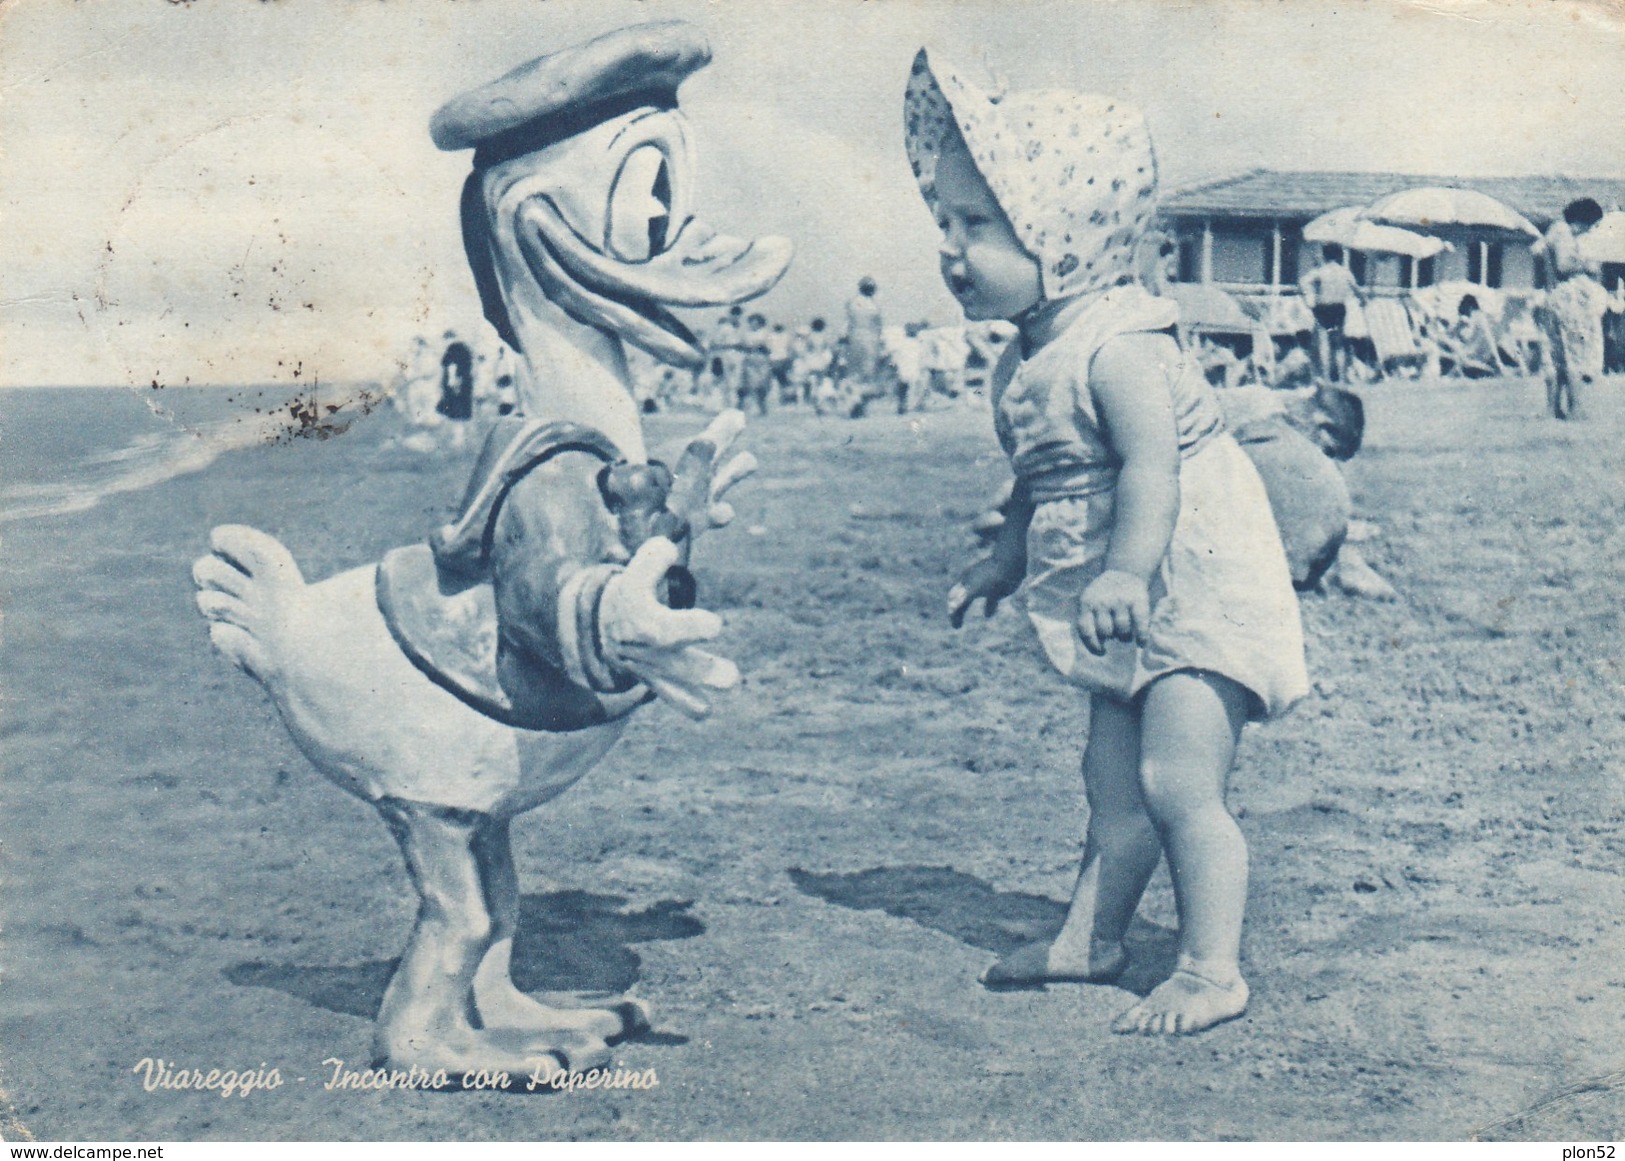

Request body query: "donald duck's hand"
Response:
[600, 536, 739, 719]
[667, 409, 757, 537]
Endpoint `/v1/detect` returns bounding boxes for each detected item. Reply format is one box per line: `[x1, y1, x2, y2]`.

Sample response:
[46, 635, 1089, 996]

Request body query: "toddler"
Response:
[908, 50, 1309, 1035]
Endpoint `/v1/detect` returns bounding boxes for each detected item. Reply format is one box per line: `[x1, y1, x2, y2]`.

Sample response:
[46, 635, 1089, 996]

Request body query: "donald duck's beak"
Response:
[514, 194, 793, 367]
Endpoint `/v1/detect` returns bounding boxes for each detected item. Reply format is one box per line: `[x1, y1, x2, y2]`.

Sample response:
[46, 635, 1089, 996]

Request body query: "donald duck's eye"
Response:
[607, 145, 673, 262]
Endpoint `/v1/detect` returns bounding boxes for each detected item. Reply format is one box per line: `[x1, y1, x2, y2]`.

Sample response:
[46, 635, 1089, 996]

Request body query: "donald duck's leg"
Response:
[373, 797, 611, 1077]
[471, 817, 653, 1043]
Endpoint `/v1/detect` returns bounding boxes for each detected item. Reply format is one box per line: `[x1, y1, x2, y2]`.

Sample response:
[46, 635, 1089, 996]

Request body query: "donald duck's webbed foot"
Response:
[474, 972, 652, 1046]
[375, 1019, 612, 1083]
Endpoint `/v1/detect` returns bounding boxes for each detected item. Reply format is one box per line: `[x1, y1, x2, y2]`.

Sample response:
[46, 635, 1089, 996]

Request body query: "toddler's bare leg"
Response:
[373, 798, 609, 1077]
[471, 818, 651, 1043]
[983, 694, 1161, 986]
[1113, 671, 1251, 1036]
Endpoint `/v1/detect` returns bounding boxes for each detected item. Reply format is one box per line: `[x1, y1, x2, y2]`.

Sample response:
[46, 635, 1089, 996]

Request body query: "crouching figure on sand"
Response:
[193, 23, 791, 1079]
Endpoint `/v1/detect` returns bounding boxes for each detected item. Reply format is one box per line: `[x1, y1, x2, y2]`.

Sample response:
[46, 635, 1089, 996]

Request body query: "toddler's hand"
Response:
[948, 553, 1024, 629]
[1078, 569, 1150, 655]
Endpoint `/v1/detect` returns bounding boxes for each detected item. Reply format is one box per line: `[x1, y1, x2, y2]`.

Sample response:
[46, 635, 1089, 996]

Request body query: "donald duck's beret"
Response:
[431, 21, 712, 169]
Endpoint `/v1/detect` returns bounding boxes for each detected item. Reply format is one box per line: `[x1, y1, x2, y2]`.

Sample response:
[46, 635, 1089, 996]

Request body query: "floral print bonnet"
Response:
[904, 48, 1160, 304]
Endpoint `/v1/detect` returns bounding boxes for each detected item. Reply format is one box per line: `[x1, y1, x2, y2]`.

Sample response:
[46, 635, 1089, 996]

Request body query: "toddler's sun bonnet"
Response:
[904, 48, 1159, 303]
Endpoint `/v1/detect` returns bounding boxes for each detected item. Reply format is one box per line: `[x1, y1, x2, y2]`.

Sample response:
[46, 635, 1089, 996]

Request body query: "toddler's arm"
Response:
[948, 479, 1033, 628]
[1080, 332, 1182, 654]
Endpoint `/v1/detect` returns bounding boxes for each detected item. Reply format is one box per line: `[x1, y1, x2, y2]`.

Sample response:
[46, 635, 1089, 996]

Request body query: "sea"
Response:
[0, 384, 387, 524]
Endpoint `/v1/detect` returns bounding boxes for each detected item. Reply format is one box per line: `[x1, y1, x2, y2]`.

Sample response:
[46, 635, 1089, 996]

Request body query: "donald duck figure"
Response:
[192, 23, 791, 1080]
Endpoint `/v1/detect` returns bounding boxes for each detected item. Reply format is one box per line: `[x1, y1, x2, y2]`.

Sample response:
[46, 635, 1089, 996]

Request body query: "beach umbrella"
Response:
[1361, 187, 1539, 238]
[1302, 206, 1365, 244]
[1303, 206, 1451, 259]
[1166, 282, 1253, 331]
[1578, 211, 1625, 264]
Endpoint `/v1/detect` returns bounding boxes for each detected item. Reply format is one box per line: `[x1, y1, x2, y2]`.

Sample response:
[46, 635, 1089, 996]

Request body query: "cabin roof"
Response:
[1160, 169, 1625, 227]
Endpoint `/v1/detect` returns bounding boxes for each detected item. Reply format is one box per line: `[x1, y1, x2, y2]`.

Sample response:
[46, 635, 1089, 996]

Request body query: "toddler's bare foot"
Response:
[981, 936, 1127, 988]
[1112, 965, 1248, 1036]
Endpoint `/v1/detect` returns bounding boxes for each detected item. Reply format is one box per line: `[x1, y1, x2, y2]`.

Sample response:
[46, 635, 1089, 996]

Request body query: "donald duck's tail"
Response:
[192, 525, 307, 684]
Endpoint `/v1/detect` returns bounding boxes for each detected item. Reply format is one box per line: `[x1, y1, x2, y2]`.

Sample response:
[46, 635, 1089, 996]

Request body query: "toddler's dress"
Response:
[996, 284, 1309, 719]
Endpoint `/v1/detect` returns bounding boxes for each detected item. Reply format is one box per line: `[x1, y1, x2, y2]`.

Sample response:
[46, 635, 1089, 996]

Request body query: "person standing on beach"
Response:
[716, 306, 747, 412]
[438, 331, 475, 421]
[1299, 245, 1360, 383]
[1536, 198, 1608, 419]
[846, 276, 885, 402]
[912, 48, 1307, 1035]
[738, 312, 774, 415]
[794, 318, 837, 412]
[918, 323, 968, 402]
[767, 322, 796, 405]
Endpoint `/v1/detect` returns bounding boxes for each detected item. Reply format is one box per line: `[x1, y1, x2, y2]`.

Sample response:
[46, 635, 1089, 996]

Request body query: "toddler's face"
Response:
[933, 136, 1041, 322]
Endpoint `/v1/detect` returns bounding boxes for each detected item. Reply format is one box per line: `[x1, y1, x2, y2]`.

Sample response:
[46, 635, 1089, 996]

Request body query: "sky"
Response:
[2, 0, 1623, 387]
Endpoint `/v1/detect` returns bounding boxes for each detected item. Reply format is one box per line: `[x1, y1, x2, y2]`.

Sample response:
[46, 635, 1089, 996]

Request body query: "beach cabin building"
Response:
[1158, 170, 1625, 301]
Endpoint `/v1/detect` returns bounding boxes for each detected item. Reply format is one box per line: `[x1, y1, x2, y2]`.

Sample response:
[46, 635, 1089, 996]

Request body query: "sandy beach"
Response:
[1, 376, 1622, 1141]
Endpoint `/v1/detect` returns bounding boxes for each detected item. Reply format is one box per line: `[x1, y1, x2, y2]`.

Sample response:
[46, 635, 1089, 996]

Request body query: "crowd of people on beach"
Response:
[642, 277, 1012, 419]
[387, 277, 1012, 451]
[391, 214, 1623, 449]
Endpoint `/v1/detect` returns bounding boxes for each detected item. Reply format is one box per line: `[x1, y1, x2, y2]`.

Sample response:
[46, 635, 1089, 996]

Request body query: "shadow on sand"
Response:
[226, 890, 703, 1023]
[788, 865, 1176, 997]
